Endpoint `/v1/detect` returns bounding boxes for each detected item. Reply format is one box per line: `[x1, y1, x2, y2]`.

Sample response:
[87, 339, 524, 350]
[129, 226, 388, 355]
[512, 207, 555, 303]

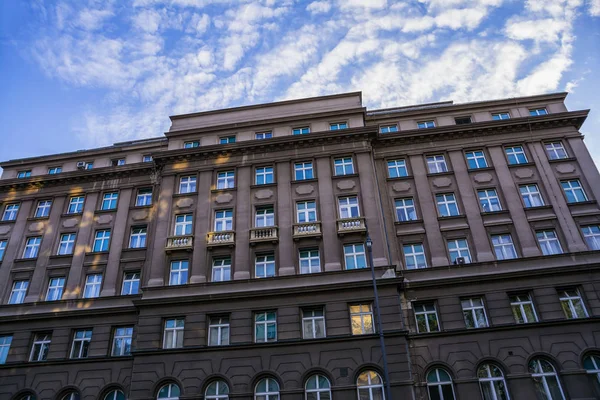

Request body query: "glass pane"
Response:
[306, 375, 317, 389]
[546, 376, 564, 400]
[441, 384, 455, 400]
[427, 313, 439, 331]
[428, 386, 442, 400]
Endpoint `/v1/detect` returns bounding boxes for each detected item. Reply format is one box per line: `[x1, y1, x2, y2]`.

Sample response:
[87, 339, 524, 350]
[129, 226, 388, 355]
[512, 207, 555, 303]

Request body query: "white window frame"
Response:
[582, 225, 600, 250]
[509, 293, 538, 324]
[529, 108, 548, 116]
[461, 297, 489, 328]
[157, 383, 181, 400]
[505, 146, 528, 164]
[333, 157, 354, 176]
[465, 150, 488, 169]
[491, 234, 517, 260]
[254, 311, 277, 343]
[58, 233, 76, 255]
[169, 260, 188, 286]
[293, 126, 310, 135]
[70, 329, 92, 359]
[101, 192, 119, 210]
[403, 243, 427, 269]
[23, 236, 42, 258]
[492, 112, 510, 120]
[212, 258, 231, 282]
[255, 254, 276, 278]
[418, 120, 435, 129]
[299, 249, 321, 274]
[220, 136, 236, 144]
[208, 316, 230, 346]
[387, 159, 407, 178]
[48, 166, 62, 174]
[545, 142, 568, 160]
[9, 280, 29, 304]
[255, 206, 275, 227]
[414, 302, 440, 333]
[356, 371, 385, 400]
[217, 171, 235, 189]
[302, 308, 326, 339]
[17, 170, 31, 178]
[35, 200, 52, 218]
[558, 288, 588, 319]
[305, 374, 331, 399]
[121, 271, 140, 295]
[183, 141, 200, 148]
[343, 243, 367, 270]
[129, 227, 147, 248]
[163, 318, 185, 349]
[296, 201, 317, 223]
[136, 188, 152, 206]
[436, 193, 460, 217]
[478, 189, 502, 212]
[255, 166, 274, 185]
[46, 277, 65, 301]
[111, 327, 133, 356]
[174, 214, 193, 236]
[338, 196, 360, 219]
[583, 354, 600, 385]
[205, 381, 229, 400]
[536, 230, 563, 255]
[350, 304, 374, 335]
[520, 184, 544, 208]
[561, 179, 588, 203]
[329, 122, 348, 130]
[0, 335, 11, 364]
[255, 131, 272, 140]
[529, 359, 566, 400]
[294, 162, 314, 181]
[214, 209, 233, 231]
[30, 333, 51, 361]
[478, 364, 510, 400]
[93, 230, 111, 252]
[447, 239, 471, 263]
[2, 203, 19, 221]
[179, 175, 197, 194]
[0, 240, 5, 261]
[426, 155, 448, 173]
[395, 198, 417, 222]
[380, 124, 398, 133]
[83, 274, 102, 298]
[68, 196, 85, 214]
[142, 155, 152, 163]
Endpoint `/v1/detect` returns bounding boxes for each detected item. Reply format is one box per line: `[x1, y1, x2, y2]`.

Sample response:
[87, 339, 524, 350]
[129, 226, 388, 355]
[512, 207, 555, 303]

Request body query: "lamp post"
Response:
[366, 234, 393, 399]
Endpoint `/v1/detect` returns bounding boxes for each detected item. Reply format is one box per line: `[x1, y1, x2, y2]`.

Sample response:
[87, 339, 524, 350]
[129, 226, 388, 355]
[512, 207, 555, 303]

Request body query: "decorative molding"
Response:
[28, 222, 45, 232]
[62, 218, 79, 228]
[94, 214, 113, 225]
[514, 168, 534, 179]
[392, 182, 411, 192]
[473, 172, 493, 183]
[255, 189, 274, 200]
[432, 177, 452, 188]
[295, 185, 314, 195]
[0, 225, 10, 235]
[215, 192, 234, 204]
[132, 210, 149, 221]
[176, 197, 194, 208]
[337, 180, 356, 190]
[555, 163, 576, 174]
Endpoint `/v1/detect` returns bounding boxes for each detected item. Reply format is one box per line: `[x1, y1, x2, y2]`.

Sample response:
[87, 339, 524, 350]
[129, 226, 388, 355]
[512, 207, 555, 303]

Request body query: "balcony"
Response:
[249, 226, 279, 244]
[165, 235, 193, 252]
[292, 222, 322, 240]
[337, 217, 367, 235]
[207, 231, 235, 248]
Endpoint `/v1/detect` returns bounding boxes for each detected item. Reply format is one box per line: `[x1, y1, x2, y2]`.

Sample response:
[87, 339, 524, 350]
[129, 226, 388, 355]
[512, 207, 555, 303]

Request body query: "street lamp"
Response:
[366, 234, 393, 400]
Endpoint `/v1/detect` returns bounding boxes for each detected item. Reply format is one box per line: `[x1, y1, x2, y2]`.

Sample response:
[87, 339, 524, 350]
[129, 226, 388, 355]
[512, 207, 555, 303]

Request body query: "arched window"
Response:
[478, 364, 510, 400]
[104, 389, 126, 400]
[583, 354, 600, 385]
[61, 393, 80, 400]
[528, 358, 565, 400]
[255, 377, 280, 400]
[426, 368, 455, 400]
[205, 380, 229, 400]
[305, 374, 331, 400]
[356, 370, 385, 400]
[16, 394, 36, 400]
[157, 383, 180, 400]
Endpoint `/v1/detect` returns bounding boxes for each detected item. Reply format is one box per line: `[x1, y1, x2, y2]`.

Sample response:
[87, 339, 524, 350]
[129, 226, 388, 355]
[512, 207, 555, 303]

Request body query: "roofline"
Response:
[169, 91, 364, 121]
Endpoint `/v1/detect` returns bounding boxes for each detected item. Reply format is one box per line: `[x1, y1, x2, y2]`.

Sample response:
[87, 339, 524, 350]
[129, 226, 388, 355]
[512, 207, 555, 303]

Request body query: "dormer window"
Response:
[142, 155, 153, 162]
[380, 125, 398, 133]
[220, 136, 236, 144]
[455, 116, 472, 125]
[529, 108, 548, 116]
[255, 132, 272, 140]
[17, 171, 31, 179]
[112, 159, 126, 167]
[48, 167, 62, 174]
[184, 141, 200, 148]
[417, 121, 435, 129]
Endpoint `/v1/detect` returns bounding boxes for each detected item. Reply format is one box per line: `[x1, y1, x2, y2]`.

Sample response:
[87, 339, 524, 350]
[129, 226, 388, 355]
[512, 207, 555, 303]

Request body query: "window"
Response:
[491, 234, 517, 260]
[255, 166, 274, 185]
[529, 108, 548, 116]
[418, 120, 435, 129]
[461, 297, 488, 328]
[129, 227, 147, 248]
[143, 155, 153, 163]
[256, 131, 272, 139]
[0, 240, 5, 261]
[23, 237, 42, 258]
[67, 196, 85, 214]
[2, 203, 19, 220]
[344, 243, 366, 270]
[447, 239, 471, 263]
[436, 193, 460, 217]
[208, 316, 230, 346]
[305, 374, 331, 400]
[293, 126, 310, 135]
[93, 230, 111, 252]
[163, 318, 184, 349]
[561, 179, 587, 203]
[255, 378, 279, 400]
[179, 175, 197, 194]
[380, 124, 398, 133]
[426, 155, 448, 173]
[136, 188, 153, 206]
[558, 288, 588, 319]
[183, 141, 200, 148]
[58, 233, 76, 255]
[545, 142, 568, 160]
[101, 192, 119, 210]
[0, 336, 11, 364]
[104, 390, 126, 400]
[333, 157, 354, 176]
[296, 201, 317, 223]
[112, 159, 126, 166]
[111, 327, 133, 356]
[536, 230, 563, 255]
[529, 358, 565, 400]
[478, 189, 502, 212]
[465, 150, 488, 169]
[217, 171, 235, 189]
[35, 200, 52, 218]
[83, 274, 102, 298]
[61, 392, 80, 400]
[520, 184, 544, 208]
[350, 304, 374, 335]
[70, 329, 92, 359]
[582, 225, 600, 250]
[157, 383, 180, 399]
[387, 159, 408, 178]
[394, 198, 417, 222]
[583, 354, 600, 386]
[255, 254, 275, 278]
[255, 206, 275, 227]
[338, 196, 360, 218]
[478, 364, 509, 400]
[299, 249, 321, 274]
[414, 302, 440, 333]
[48, 166, 62, 174]
[46, 277, 65, 301]
[403, 243, 427, 269]
[427, 369, 456, 400]
[174, 214, 193, 236]
[30, 333, 51, 361]
[302, 308, 325, 339]
[212, 257, 231, 282]
[294, 162, 314, 180]
[169, 260, 189, 285]
[9, 280, 29, 304]
[84, 162, 94, 170]
[220, 136, 236, 144]
[492, 112, 510, 120]
[214, 209, 233, 231]
[329, 122, 348, 130]
[205, 381, 229, 400]
[357, 371, 385, 400]
[17, 170, 32, 179]
[121, 271, 140, 295]
[255, 311, 277, 342]
[510, 293, 538, 324]
[505, 146, 528, 165]
[455, 116, 472, 124]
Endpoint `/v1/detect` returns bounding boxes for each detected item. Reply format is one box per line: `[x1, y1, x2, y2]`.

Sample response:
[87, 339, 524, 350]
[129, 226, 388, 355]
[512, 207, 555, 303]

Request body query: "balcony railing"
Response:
[249, 226, 279, 244]
[207, 231, 235, 247]
[292, 222, 322, 240]
[165, 235, 193, 252]
[337, 217, 367, 235]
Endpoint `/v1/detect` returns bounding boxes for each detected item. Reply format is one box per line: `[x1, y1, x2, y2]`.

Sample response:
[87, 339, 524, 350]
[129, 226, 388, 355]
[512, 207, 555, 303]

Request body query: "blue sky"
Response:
[0, 0, 599, 166]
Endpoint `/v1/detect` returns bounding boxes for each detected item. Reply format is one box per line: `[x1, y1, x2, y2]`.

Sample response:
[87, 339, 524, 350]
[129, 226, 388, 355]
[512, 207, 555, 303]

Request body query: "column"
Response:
[147, 175, 174, 287]
[316, 157, 342, 271]
[0, 200, 33, 300]
[233, 166, 251, 279]
[277, 161, 295, 276]
[190, 170, 212, 283]
[448, 151, 495, 262]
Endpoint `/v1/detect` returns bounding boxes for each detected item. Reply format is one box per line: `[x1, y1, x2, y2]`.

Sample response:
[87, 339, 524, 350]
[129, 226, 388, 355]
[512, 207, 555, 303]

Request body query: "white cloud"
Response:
[132, 9, 162, 33]
[306, 1, 331, 14]
[505, 18, 567, 43]
[590, 0, 600, 15]
[76, 8, 114, 31]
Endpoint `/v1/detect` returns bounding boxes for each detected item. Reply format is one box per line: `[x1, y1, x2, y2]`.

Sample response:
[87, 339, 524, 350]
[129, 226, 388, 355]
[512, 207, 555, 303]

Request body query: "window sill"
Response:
[0, 219, 17, 225]
[480, 210, 511, 216]
[524, 205, 553, 211]
[394, 219, 424, 225]
[426, 171, 453, 177]
[61, 212, 83, 218]
[548, 157, 577, 163]
[130, 204, 153, 210]
[173, 192, 198, 197]
[250, 183, 277, 189]
[211, 187, 237, 193]
[13, 258, 37, 263]
[49, 254, 74, 259]
[27, 216, 50, 222]
[567, 200, 597, 206]
[291, 178, 318, 184]
[507, 162, 536, 168]
[94, 209, 116, 214]
[437, 214, 467, 220]
[386, 175, 412, 181]
[467, 166, 495, 172]
[331, 173, 359, 180]
[85, 251, 110, 256]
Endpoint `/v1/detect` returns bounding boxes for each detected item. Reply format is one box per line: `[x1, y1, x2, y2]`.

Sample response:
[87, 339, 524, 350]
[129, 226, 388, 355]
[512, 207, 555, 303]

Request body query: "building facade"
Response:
[0, 92, 598, 400]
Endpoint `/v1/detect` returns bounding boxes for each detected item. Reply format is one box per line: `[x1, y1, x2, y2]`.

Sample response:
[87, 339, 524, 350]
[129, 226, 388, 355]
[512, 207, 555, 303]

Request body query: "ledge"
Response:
[210, 187, 237, 193]
[426, 171, 454, 177]
[26, 216, 50, 222]
[548, 157, 577, 163]
[507, 162, 536, 168]
[172, 191, 198, 198]
[94, 208, 117, 214]
[331, 173, 359, 180]
[386, 175, 412, 181]
[250, 183, 278, 189]
[467, 166, 495, 172]
[291, 178, 318, 184]
[61, 212, 82, 218]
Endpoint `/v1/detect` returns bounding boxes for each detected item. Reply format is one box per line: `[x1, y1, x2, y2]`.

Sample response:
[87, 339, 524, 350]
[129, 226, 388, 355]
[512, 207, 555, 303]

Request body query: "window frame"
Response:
[58, 233, 77, 255]
[296, 200, 317, 223]
[380, 124, 398, 133]
[0, 335, 12, 364]
[302, 308, 326, 339]
[219, 136, 236, 144]
[294, 161, 314, 181]
[23, 236, 42, 259]
[255, 253, 276, 278]
[34, 200, 52, 218]
[163, 318, 185, 349]
[545, 141, 568, 160]
[417, 120, 436, 129]
[83, 273, 103, 298]
[387, 159, 408, 178]
[129, 226, 147, 249]
[169, 260, 189, 286]
[0, 239, 5, 262]
[92, 229, 111, 252]
[255, 131, 273, 140]
[394, 197, 417, 222]
[214, 209, 234, 232]
[46, 277, 65, 301]
[436, 193, 460, 217]
[183, 140, 200, 148]
[465, 150, 488, 169]
[561, 179, 588, 203]
[111, 326, 133, 357]
[208, 316, 230, 346]
[8, 280, 29, 304]
[70, 329, 92, 359]
[491, 234, 518, 260]
[255, 166, 275, 185]
[254, 311, 277, 343]
[174, 213, 193, 236]
[349, 303, 374, 335]
[447, 238, 472, 264]
[529, 358, 566, 400]
[504, 145, 528, 165]
[519, 184, 545, 208]
[477, 189, 502, 212]
[338, 196, 360, 219]
[2, 203, 19, 221]
[333, 157, 355, 176]
[426, 155, 448, 174]
[212, 257, 232, 282]
[329, 121, 348, 130]
[461, 297, 489, 329]
[178, 175, 197, 194]
[121, 271, 140, 295]
[478, 363, 510, 400]
[292, 126, 310, 135]
[255, 205, 275, 228]
[67, 196, 85, 214]
[403, 243, 427, 269]
[30, 333, 51, 362]
[299, 248, 321, 274]
[509, 293, 538, 324]
[557, 288, 588, 319]
[356, 370, 385, 400]
[582, 225, 600, 250]
[529, 108, 548, 116]
[491, 112, 510, 120]
[135, 188, 153, 207]
[413, 302, 440, 333]
[536, 230, 563, 255]
[343, 243, 367, 270]
[216, 170, 235, 190]
[101, 192, 119, 210]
